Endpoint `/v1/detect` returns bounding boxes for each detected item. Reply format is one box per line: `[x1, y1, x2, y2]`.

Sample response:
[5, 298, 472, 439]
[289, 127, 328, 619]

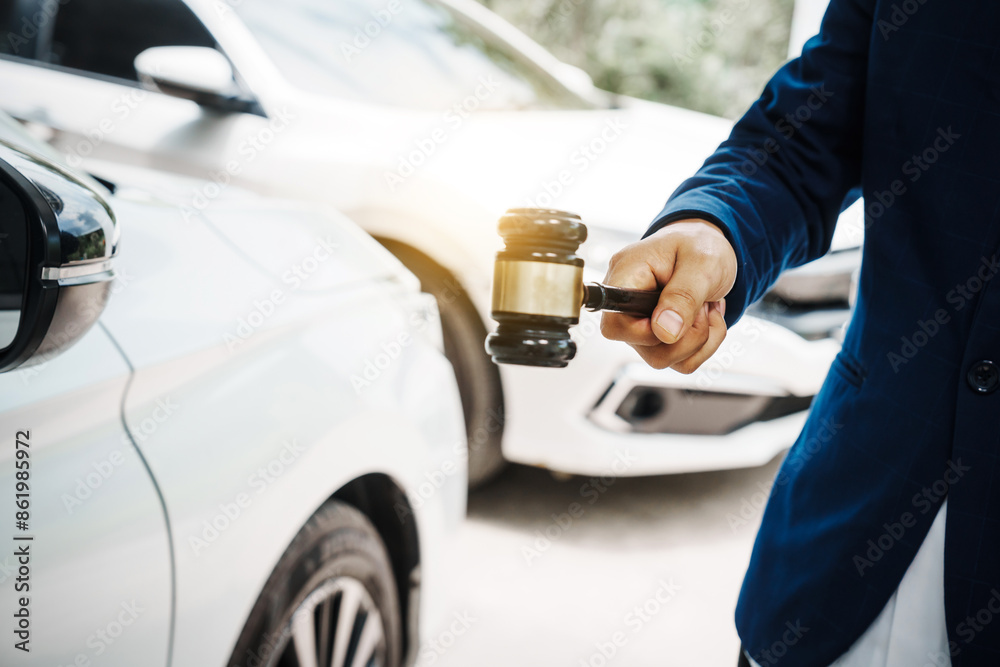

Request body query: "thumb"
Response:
[650, 258, 720, 344]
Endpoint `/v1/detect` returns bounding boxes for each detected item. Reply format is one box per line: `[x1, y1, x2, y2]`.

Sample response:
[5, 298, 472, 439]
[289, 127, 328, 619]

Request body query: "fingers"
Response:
[631, 303, 710, 370]
[600, 312, 661, 346]
[630, 300, 727, 373]
[650, 246, 730, 345]
[599, 219, 737, 372]
[600, 239, 662, 346]
[671, 300, 728, 374]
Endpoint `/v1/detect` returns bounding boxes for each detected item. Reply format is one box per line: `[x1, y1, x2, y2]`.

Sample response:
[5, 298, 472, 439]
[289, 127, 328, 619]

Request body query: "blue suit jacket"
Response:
[647, 0, 1000, 664]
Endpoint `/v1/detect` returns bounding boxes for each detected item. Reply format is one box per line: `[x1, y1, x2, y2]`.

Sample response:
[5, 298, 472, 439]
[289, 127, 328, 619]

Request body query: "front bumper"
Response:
[499, 312, 841, 476]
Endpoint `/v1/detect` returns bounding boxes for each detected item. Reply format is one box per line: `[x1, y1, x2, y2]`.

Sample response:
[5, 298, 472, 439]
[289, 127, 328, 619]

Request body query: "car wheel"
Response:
[378, 240, 507, 489]
[227, 501, 402, 667]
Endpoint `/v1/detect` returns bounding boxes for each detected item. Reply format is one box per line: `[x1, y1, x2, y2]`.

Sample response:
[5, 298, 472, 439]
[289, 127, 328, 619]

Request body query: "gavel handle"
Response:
[583, 283, 660, 317]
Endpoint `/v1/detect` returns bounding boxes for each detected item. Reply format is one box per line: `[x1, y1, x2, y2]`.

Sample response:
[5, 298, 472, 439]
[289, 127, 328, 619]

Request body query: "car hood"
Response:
[401, 97, 734, 239]
[85, 158, 421, 293]
[332, 95, 861, 255]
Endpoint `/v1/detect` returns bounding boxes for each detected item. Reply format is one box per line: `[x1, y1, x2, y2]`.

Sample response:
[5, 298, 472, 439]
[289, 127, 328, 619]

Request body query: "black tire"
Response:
[378, 241, 507, 489]
[227, 501, 402, 667]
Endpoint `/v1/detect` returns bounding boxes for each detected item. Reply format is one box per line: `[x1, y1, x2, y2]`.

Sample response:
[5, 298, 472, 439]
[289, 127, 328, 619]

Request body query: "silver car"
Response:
[0, 113, 466, 667]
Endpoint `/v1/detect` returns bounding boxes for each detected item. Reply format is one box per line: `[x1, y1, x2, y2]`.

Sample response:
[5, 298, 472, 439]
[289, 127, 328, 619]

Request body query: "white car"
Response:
[0, 113, 466, 667]
[0, 0, 859, 483]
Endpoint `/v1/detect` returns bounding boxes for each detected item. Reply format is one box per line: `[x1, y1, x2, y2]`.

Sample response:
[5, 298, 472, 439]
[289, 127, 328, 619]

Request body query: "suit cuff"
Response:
[643, 193, 755, 328]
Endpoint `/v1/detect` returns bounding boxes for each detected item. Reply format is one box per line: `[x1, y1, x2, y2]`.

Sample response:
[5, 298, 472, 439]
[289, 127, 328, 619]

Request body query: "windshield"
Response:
[232, 0, 590, 110]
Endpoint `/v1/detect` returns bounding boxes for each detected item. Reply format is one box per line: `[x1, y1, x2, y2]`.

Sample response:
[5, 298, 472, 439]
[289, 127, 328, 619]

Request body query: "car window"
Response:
[232, 0, 588, 110]
[0, 0, 216, 82]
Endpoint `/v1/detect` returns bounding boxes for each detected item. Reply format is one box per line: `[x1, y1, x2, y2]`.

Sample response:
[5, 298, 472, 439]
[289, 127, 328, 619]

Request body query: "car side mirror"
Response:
[135, 46, 253, 113]
[0, 143, 119, 373]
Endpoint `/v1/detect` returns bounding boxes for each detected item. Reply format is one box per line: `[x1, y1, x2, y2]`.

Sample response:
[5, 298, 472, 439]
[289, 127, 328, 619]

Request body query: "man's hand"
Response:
[600, 219, 738, 373]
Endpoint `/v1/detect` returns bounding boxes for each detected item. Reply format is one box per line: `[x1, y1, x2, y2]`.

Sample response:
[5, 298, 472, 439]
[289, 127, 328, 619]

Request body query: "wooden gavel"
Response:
[486, 208, 660, 367]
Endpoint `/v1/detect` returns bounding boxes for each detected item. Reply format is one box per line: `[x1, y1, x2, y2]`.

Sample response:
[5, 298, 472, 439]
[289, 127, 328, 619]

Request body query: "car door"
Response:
[0, 0, 268, 185]
[0, 324, 172, 666]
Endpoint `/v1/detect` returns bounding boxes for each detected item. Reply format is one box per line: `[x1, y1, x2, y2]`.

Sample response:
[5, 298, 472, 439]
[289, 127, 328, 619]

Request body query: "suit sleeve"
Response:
[646, 0, 874, 327]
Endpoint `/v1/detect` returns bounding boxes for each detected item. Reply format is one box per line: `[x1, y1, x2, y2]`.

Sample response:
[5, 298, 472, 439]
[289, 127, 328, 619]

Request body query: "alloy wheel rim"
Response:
[267, 577, 386, 667]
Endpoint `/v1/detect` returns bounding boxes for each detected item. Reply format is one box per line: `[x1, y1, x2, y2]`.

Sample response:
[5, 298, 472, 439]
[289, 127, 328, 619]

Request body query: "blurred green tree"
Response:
[478, 0, 795, 118]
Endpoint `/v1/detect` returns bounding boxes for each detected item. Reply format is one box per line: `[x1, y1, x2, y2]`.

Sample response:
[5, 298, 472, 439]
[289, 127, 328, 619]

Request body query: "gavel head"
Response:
[485, 208, 587, 368]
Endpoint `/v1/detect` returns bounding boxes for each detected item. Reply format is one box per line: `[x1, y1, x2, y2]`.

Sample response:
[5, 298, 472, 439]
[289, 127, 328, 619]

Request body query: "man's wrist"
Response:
[660, 216, 729, 240]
